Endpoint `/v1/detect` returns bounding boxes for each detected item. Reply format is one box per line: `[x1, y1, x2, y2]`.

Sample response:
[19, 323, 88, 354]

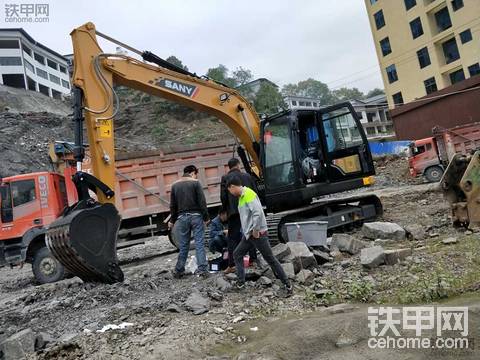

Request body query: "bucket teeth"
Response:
[46, 203, 124, 284]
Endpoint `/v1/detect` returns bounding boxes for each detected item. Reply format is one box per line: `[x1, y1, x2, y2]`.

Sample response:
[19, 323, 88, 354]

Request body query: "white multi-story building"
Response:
[0, 28, 70, 98]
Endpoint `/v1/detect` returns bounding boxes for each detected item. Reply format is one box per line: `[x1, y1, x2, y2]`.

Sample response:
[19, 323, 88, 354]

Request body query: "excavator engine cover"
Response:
[46, 202, 124, 283]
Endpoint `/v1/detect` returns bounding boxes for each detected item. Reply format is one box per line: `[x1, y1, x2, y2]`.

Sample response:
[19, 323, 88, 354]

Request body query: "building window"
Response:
[451, 0, 464, 11]
[410, 17, 424, 39]
[392, 92, 403, 106]
[0, 40, 19, 48]
[356, 112, 363, 119]
[291, 100, 297, 106]
[0, 57, 22, 66]
[380, 37, 392, 56]
[299, 101, 305, 106]
[468, 63, 480, 77]
[49, 73, 60, 85]
[61, 79, 70, 89]
[51, 89, 62, 100]
[26, 76, 36, 91]
[449, 68, 465, 85]
[417, 47, 431, 68]
[2, 74, 25, 89]
[22, 43, 32, 56]
[36, 68, 48, 80]
[305, 102, 312, 107]
[435, 7, 452, 32]
[24, 59, 35, 73]
[459, 29, 472, 44]
[442, 38, 460, 64]
[313, 102, 317, 107]
[374, 10, 385, 30]
[59, 65, 67, 74]
[424, 77, 438, 94]
[386, 64, 398, 83]
[34, 52, 45, 65]
[38, 84, 50, 96]
[47, 59, 58, 70]
[404, 0, 416, 11]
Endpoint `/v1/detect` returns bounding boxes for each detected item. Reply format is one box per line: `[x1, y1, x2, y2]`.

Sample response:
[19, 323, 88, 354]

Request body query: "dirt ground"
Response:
[1, 174, 479, 359]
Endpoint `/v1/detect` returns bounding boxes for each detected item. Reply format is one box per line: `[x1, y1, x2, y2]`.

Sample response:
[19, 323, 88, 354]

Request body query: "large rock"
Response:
[384, 248, 412, 265]
[215, 277, 232, 292]
[286, 242, 317, 272]
[312, 249, 331, 264]
[296, 269, 314, 284]
[281, 262, 295, 279]
[331, 234, 368, 255]
[34, 332, 55, 350]
[271, 243, 291, 261]
[184, 291, 210, 315]
[404, 224, 426, 241]
[362, 222, 406, 241]
[360, 246, 385, 268]
[0, 328, 35, 360]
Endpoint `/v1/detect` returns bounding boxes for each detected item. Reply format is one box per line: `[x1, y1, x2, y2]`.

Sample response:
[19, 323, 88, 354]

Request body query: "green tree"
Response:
[206, 64, 237, 87]
[282, 78, 335, 105]
[165, 55, 189, 71]
[232, 67, 253, 86]
[254, 83, 286, 115]
[332, 87, 365, 101]
[365, 88, 385, 98]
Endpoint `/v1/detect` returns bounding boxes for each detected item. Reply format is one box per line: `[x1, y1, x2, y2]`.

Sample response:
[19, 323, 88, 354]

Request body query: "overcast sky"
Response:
[3, 0, 384, 92]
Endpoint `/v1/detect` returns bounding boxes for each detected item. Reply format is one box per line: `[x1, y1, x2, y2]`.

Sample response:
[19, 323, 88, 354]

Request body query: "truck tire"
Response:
[32, 246, 65, 284]
[425, 166, 444, 183]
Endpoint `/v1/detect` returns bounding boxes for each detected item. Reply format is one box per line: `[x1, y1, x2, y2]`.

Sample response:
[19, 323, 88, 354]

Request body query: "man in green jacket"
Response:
[226, 176, 292, 295]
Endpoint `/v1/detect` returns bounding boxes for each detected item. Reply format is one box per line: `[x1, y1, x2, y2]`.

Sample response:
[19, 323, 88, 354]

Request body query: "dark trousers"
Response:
[233, 235, 290, 286]
[227, 214, 256, 267]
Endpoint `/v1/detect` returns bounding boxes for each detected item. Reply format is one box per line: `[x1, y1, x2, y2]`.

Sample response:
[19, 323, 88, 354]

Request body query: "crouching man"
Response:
[226, 176, 292, 295]
[208, 207, 228, 254]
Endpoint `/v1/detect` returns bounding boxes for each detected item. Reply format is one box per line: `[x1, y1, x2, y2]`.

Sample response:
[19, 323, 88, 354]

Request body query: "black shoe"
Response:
[172, 270, 184, 279]
[280, 283, 293, 297]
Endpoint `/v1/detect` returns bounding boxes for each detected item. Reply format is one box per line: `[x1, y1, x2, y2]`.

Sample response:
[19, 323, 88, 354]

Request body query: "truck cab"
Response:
[408, 137, 443, 182]
[0, 172, 68, 283]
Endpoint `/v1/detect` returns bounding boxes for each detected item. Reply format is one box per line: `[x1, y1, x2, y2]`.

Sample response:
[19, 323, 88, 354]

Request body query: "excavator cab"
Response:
[261, 102, 375, 212]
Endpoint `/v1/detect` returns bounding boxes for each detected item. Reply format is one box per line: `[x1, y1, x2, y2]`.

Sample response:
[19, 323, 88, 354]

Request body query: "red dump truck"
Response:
[408, 122, 480, 182]
[0, 141, 233, 283]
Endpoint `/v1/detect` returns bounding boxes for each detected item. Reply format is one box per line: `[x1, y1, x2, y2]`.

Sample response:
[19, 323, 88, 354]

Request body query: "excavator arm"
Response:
[46, 22, 262, 283]
[69, 22, 261, 204]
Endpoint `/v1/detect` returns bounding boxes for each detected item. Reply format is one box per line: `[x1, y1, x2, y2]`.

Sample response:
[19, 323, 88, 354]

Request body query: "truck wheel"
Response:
[32, 247, 65, 284]
[425, 166, 444, 183]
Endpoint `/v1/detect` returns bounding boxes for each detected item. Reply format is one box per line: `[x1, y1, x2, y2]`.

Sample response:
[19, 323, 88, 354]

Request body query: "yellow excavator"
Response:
[46, 22, 382, 283]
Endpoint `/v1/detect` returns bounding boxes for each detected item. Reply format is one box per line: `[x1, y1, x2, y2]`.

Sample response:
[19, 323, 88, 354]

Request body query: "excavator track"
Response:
[46, 203, 124, 284]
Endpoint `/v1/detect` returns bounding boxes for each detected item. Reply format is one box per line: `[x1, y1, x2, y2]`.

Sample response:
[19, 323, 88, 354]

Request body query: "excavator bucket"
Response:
[46, 202, 124, 283]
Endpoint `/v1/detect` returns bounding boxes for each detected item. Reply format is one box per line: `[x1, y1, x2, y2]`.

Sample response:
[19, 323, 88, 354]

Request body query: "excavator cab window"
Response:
[263, 116, 296, 189]
[0, 184, 13, 223]
[318, 104, 373, 181]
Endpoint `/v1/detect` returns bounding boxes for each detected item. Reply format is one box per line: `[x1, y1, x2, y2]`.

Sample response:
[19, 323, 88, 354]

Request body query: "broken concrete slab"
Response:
[331, 233, 368, 255]
[34, 332, 55, 351]
[442, 237, 458, 245]
[384, 248, 412, 265]
[360, 246, 385, 268]
[312, 249, 331, 264]
[286, 242, 317, 272]
[295, 269, 314, 284]
[184, 291, 210, 315]
[362, 222, 406, 241]
[271, 243, 291, 262]
[258, 276, 273, 287]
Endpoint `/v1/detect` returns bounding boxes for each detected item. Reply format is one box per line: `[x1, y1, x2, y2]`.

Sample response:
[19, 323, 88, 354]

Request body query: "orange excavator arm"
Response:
[70, 22, 261, 204]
